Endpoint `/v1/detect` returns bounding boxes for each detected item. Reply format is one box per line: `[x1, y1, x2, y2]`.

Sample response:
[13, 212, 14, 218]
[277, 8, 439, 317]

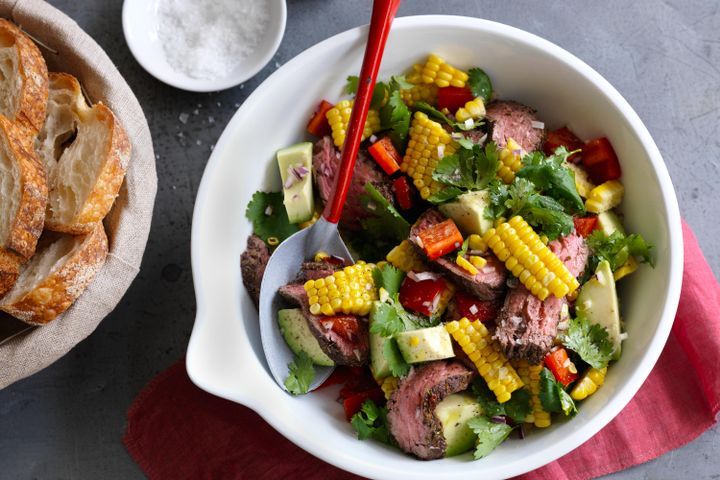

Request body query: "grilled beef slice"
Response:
[410, 209, 507, 301]
[486, 100, 545, 153]
[278, 283, 369, 366]
[240, 234, 270, 308]
[312, 136, 394, 230]
[387, 361, 474, 460]
[494, 232, 589, 363]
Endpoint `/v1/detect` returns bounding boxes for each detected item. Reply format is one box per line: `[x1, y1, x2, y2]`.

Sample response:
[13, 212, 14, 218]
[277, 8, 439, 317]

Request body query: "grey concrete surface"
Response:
[0, 0, 718, 478]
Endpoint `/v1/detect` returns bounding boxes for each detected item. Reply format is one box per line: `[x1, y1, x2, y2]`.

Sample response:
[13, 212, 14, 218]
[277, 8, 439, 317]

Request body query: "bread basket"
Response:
[0, 0, 156, 389]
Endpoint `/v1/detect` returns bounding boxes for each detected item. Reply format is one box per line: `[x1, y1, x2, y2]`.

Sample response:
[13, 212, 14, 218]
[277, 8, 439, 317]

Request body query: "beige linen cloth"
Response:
[0, 0, 156, 389]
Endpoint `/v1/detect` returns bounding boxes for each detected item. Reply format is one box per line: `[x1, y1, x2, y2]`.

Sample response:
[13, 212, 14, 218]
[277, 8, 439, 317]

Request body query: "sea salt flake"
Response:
[178, 112, 189, 124]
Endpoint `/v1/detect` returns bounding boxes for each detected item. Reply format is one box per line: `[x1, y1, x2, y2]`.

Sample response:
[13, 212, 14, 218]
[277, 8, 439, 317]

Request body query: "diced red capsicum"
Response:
[543, 126, 584, 163]
[399, 275, 448, 316]
[318, 366, 364, 390]
[368, 137, 402, 175]
[573, 216, 599, 238]
[392, 176, 414, 210]
[416, 219, 464, 260]
[452, 290, 500, 323]
[335, 368, 385, 420]
[306, 100, 334, 137]
[582, 137, 622, 184]
[437, 86, 474, 113]
[545, 347, 579, 387]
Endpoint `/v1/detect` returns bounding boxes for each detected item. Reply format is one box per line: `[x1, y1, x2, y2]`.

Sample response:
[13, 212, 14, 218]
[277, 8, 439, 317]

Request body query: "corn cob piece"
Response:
[445, 318, 523, 403]
[614, 256, 638, 281]
[456, 254, 478, 275]
[497, 138, 524, 184]
[400, 83, 439, 107]
[455, 97, 486, 123]
[401, 111, 457, 199]
[417, 54, 469, 88]
[304, 261, 377, 316]
[379, 376, 399, 400]
[469, 255, 487, 270]
[435, 281, 456, 317]
[386, 240, 427, 272]
[326, 100, 381, 148]
[514, 360, 552, 428]
[585, 180, 624, 213]
[482, 216, 580, 300]
[566, 163, 596, 198]
[570, 367, 607, 401]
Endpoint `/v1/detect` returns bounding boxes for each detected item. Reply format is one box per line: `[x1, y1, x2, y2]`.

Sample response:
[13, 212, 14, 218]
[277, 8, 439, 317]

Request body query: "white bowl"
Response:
[187, 15, 683, 479]
[122, 0, 287, 92]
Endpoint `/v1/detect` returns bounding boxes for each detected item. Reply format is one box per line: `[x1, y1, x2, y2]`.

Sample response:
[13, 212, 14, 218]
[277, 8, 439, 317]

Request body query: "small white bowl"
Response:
[122, 0, 287, 92]
[188, 15, 682, 480]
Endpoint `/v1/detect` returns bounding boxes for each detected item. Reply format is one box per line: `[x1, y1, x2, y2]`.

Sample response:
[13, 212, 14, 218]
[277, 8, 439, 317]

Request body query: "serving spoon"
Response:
[259, 0, 401, 392]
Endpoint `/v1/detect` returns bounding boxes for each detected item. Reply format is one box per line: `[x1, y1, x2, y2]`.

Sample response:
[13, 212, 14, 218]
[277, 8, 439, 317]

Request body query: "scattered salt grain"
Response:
[157, 0, 269, 80]
[193, 109, 199, 115]
[265, 206, 273, 216]
[178, 112, 189, 124]
[208, 116, 215, 124]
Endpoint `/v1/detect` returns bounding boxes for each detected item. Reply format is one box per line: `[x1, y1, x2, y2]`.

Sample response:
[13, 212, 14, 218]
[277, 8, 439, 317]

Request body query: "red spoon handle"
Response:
[322, 0, 401, 224]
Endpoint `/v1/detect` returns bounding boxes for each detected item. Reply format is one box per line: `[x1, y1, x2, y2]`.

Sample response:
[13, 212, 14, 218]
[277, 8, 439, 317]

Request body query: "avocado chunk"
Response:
[576, 260, 622, 359]
[369, 331, 391, 379]
[395, 325, 455, 364]
[438, 190, 493, 235]
[597, 211, 625, 236]
[277, 142, 314, 224]
[435, 393, 483, 457]
[278, 308, 334, 366]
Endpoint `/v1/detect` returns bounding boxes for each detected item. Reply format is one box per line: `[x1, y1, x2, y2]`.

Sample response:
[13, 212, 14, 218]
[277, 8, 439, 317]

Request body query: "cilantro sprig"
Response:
[517, 147, 585, 214]
[284, 351, 315, 395]
[471, 378, 531, 423]
[561, 316, 615, 369]
[414, 101, 479, 131]
[587, 230, 654, 273]
[467, 68, 493, 103]
[428, 142, 500, 203]
[245, 191, 300, 244]
[359, 183, 410, 244]
[467, 416, 513, 460]
[350, 400, 392, 444]
[539, 368, 577, 416]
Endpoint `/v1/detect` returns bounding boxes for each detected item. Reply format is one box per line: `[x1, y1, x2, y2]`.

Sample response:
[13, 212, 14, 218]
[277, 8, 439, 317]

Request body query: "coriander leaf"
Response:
[284, 351, 315, 395]
[561, 316, 615, 369]
[456, 136, 477, 149]
[427, 186, 464, 204]
[431, 142, 498, 192]
[471, 377, 531, 422]
[388, 75, 413, 91]
[372, 263, 405, 297]
[587, 230, 654, 271]
[380, 90, 411, 149]
[517, 148, 584, 213]
[539, 368, 577, 416]
[371, 82, 389, 110]
[467, 416, 513, 460]
[383, 338, 410, 377]
[370, 301, 405, 337]
[246, 191, 300, 244]
[351, 400, 392, 444]
[467, 67, 493, 103]
[345, 75, 359, 94]
[503, 389, 532, 423]
[359, 183, 410, 243]
[459, 237, 470, 257]
[471, 377, 506, 417]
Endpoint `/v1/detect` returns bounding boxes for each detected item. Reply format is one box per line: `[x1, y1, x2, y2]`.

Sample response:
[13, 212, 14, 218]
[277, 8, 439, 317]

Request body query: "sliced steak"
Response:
[312, 136, 394, 230]
[486, 100, 545, 153]
[493, 232, 589, 363]
[386, 361, 474, 460]
[296, 261, 342, 282]
[410, 209, 507, 302]
[240, 234, 270, 308]
[278, 283, 369, 366]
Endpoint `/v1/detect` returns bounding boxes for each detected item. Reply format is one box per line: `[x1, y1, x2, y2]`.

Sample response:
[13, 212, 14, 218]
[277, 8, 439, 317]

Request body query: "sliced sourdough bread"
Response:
[0, 19, 48, 135]
[0, 223, 108, 325]
[0, 249, 22, 298]
[36, 73, 130, 234]
[0, 114, 47, 260]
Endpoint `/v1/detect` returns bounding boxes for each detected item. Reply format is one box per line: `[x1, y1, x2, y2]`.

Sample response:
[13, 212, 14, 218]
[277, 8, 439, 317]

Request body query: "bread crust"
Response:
[0, 248, 21, 298]
[0, 19, 49, 135]
[41, 74, 130, 234]
[0, 114, 47, 259]
[0, 223, 109, 325]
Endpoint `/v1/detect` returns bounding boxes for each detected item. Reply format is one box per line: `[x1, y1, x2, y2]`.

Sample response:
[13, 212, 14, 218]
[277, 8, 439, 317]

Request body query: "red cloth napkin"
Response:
[124, 222, 720, 480]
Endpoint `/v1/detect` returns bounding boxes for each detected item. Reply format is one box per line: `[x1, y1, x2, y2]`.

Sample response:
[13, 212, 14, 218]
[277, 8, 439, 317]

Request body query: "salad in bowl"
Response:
[240, 53, 654, 461]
